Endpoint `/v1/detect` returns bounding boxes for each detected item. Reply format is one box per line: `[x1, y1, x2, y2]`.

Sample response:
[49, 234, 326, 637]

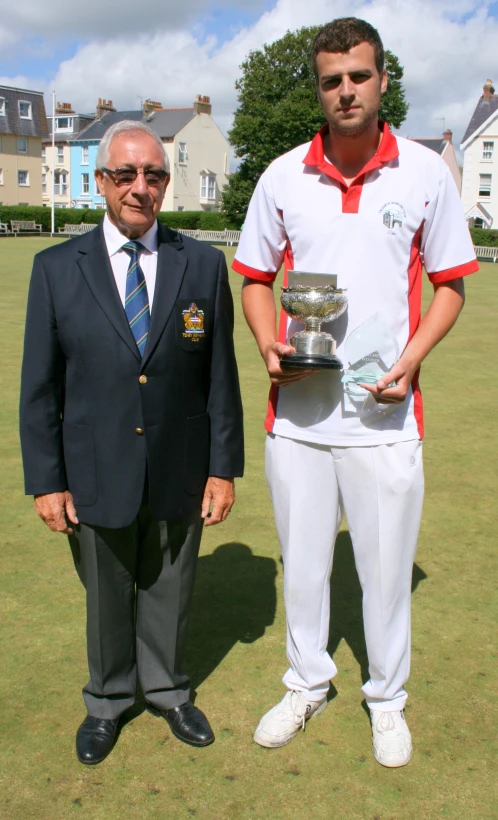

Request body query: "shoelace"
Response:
[281, 691, 312, 731]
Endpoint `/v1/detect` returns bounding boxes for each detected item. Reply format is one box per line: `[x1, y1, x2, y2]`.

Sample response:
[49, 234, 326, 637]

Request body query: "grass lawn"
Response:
[0, 237, 496, 819]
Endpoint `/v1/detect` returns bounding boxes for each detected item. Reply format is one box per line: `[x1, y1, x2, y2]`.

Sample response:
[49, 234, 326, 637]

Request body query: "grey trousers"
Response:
[69, 495, 203, 719]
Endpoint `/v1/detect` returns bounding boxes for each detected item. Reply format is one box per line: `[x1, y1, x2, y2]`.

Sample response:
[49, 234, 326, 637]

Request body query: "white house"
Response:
[460, 80, 498, 228]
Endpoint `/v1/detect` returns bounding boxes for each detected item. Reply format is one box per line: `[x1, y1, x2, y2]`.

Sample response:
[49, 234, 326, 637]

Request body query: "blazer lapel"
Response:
[76, 223, 140, 360]
[142, 225, 187, 366]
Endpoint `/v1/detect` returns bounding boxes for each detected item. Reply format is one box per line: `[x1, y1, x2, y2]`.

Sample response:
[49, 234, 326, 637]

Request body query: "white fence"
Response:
[474, 245, 498, 262]
[178, 229, 241, 246]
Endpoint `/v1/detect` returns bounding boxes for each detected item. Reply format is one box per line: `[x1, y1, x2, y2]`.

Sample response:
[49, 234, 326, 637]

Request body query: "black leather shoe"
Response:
[147, 701, 215, 747]
[76, 715, 119, 764]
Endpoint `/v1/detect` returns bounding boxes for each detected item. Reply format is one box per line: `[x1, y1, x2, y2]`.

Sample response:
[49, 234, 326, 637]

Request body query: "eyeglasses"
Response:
[101, 167, 169, 187]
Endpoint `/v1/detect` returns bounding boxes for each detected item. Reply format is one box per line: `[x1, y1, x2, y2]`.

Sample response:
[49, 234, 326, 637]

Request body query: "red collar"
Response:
[303, 121, 399, 187]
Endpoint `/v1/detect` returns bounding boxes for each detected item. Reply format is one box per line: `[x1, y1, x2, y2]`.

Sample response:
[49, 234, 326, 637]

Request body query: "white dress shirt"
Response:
[102, 214, 159, 311]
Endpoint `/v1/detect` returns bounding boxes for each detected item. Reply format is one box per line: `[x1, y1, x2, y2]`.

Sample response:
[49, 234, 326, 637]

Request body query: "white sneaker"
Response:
[254, 690, 327, 748]
[370, 709, 413, 767]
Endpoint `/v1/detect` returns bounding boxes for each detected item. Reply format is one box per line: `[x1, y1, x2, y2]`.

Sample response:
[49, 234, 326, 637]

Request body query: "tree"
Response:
[222, 26, 409, 225]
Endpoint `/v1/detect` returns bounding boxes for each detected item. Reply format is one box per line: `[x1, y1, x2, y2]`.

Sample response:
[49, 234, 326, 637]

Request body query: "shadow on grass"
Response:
[186, 543, 278, 694]
[327, 530, 427, 693]
[117, 543, 277, 730]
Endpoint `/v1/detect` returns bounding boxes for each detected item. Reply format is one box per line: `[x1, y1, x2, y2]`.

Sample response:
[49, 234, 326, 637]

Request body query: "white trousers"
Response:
[265, 434, 424, 712]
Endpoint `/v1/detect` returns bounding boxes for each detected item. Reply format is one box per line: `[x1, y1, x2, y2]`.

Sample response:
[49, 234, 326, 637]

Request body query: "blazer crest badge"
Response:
[182, 303, 205, 342]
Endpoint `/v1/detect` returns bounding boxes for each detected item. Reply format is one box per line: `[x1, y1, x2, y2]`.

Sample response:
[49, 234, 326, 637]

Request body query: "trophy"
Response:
[280, 271, 347, 370]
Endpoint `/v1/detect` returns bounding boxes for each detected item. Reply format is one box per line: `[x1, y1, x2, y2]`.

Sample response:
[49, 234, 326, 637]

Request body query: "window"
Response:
[17, 137, 27, 154]
[81, 146, 89, 165]
[82, 173, 90, 194]
[18, 170, 29, 186]
[178, 205, 184, 211]
[200, 173, 216, 201]
[483, 141, 494, 161]
[0, 98, 5, 116]
[19, 101, 32, 119]
[479, 173, 492, 197]
[42, 173, 46, 194]
[55, 170, 68, 196]
[0, 169, 3, 185]
[178, 142, 188, 164]
[57, 145, 64, 164]
[41, 146, 46, 162]
[55, 117, 73, 132]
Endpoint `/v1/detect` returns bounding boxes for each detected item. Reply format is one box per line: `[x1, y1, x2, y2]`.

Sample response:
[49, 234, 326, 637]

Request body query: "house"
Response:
[460, 79, 498, 228]
[42, 102, 94, 209]
[0, 85, 48, 205]
[69, 95, 230, 211]
[409, 130, 462, 192]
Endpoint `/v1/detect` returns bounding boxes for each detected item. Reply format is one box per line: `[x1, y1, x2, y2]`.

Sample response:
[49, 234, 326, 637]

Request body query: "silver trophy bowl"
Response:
[280, 284, 348, 369]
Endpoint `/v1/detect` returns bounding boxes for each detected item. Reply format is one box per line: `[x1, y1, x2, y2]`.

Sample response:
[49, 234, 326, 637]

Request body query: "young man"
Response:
[233, 18, 477, 767]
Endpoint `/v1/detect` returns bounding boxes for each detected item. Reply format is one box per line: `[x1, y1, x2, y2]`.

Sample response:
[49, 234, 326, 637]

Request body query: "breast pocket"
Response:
[175, 299, 210, 352]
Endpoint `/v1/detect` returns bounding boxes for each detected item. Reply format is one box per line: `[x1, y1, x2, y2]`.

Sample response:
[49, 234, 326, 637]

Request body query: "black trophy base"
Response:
[280, 353, 343, 370]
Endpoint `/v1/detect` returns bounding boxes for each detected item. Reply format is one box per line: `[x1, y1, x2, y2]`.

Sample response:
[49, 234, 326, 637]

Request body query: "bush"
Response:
[0, 205, 234, 233]
[469, 227, 498, 247]
[198, 211, 227, 230]
[157, 211, 201, 230]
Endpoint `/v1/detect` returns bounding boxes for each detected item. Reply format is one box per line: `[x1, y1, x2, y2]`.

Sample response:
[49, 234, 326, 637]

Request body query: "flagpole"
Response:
[51, 90, 55, 235]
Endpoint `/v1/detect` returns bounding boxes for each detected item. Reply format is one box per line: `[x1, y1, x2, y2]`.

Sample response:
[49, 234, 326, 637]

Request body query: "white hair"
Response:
[95, 120, 170, 173]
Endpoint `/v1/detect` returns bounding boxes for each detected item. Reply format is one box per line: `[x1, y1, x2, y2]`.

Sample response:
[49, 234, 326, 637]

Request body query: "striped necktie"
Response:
[121, 241, 150, 357]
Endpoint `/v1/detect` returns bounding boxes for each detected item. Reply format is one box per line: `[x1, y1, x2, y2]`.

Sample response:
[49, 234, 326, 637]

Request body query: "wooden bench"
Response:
[0, 222, 9, 234]
[10, 220, 42, 234]
[474, 245, 498, 263]
[57, 223, 97, 236]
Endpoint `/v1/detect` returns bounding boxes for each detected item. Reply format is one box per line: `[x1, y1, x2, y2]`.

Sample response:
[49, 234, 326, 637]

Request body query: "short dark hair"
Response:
[312, 17, 385, 79]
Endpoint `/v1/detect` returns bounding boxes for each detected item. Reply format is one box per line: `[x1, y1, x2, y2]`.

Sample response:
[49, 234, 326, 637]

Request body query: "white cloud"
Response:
[3, 0, 497, 151]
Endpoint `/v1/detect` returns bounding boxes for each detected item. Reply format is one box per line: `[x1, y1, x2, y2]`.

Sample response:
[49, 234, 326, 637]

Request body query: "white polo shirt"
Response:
[233, 123, 478, 446]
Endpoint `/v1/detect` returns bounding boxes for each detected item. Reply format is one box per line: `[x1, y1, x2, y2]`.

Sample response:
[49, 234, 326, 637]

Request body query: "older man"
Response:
[20, 121, 244, 764]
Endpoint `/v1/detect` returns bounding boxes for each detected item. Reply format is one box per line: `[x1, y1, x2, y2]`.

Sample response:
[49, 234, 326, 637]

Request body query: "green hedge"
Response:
[0, 205, 234, 233]
[469, 227, 498, 247]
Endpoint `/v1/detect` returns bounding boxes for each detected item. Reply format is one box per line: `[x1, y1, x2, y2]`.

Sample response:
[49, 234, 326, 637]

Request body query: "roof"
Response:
[410, 138, 447, 155]
[461, 95, 498, 145]
[0, 84, 48, 138]
[71, 107, 195, 144]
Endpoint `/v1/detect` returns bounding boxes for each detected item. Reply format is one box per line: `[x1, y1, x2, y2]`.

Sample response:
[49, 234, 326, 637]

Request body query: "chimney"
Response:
[193, 94, 211, 115]
[143, 99, 163, 118]
[483, 80, 495, 101]
[95, 98, 116, 119]
[443, 129, 452, 143]
[56, 102, 75, 114]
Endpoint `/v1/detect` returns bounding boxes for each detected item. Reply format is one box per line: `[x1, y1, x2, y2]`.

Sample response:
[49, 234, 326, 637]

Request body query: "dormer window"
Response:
[0, 98, 5, 116]
[55, 117, 73, 132]
[19, 101, 32, 119]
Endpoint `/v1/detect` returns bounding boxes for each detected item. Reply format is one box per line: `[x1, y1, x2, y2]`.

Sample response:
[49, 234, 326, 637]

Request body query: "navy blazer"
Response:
[19, 221, 244, 528]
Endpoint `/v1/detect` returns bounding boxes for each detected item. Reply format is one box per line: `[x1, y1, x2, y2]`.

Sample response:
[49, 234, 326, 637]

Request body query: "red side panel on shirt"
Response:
[264, 242, 294, 433]
[408, 223, 425, 439]
[303, 122, 399, 215]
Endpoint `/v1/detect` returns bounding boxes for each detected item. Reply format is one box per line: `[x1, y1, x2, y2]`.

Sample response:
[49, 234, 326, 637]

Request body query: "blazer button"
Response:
[135, 427, 144, 435]
[139, 375, 147, 384]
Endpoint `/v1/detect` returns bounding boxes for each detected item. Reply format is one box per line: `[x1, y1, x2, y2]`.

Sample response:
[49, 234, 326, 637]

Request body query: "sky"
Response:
[1, 0, 498, 153]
